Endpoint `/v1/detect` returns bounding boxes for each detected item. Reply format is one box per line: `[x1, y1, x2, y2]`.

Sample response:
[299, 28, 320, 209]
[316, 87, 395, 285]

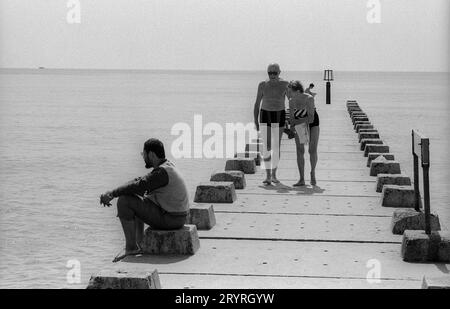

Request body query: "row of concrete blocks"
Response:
[348, 101, 448, 264]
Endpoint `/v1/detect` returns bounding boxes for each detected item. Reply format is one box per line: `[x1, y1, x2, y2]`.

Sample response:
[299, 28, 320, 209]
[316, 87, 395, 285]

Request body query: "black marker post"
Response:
[324, 69, 333, 105]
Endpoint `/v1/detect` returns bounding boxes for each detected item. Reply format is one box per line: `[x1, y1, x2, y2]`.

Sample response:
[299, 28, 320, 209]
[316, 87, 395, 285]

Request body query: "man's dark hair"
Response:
[309, 83, 314, 88]
[143, 138, 165, 158]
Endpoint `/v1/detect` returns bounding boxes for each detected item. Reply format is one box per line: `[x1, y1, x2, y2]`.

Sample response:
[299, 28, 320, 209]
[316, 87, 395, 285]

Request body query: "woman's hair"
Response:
[288, 80, 304, 93]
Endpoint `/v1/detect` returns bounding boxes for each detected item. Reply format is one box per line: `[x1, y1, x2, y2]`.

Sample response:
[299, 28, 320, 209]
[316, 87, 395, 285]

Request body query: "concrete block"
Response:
[188, 204, 216, 230]
[87, 269, 161, 289]
[352, 116, 369, 124]
[376, 174, 411, 192]
[354, 121, 371, 129]
[245, 143, 262, 152]
[347, 103, 360, 108]
[225, 158, 256, 174]
[194, 181, 237, 203]
[348, 108, 362, 115]
[355, 124, 374, 132]
[210, 170, 246, 189]
[367, 153, 395, 167]
[364, 144, 389, 157]
[359, 129, 378, 134]
[351, 113, 367, 121]
[348, 107, 362, 112]
[358, 132, 380, 142]
[350, 111, 366, 118]
[422, 276, 450, 289]
[360, 138, 383, 151]
[369, 157, 401, 176]
[401, 230, 450, 262]
[391, 209, 441, 235]
[381, 185, 415, 208]
[142, 225, 200, 255]
[235, 152, 261, 166]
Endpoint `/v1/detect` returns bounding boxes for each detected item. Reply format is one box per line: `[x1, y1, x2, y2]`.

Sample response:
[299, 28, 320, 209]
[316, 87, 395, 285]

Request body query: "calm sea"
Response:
[0, 69, 448, 288]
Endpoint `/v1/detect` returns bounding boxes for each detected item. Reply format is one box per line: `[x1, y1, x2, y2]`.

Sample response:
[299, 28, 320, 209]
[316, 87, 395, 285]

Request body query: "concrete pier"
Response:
[107, 102, 448, 289]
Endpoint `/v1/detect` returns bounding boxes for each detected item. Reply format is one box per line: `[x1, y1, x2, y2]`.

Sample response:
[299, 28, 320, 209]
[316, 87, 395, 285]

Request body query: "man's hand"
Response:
[254, 121, 260, 132]
[100, 192, 114, 207]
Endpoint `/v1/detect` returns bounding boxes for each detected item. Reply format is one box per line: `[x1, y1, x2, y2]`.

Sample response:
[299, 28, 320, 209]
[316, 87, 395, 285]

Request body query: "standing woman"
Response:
[308, 85, 320, 186]
[254, 63, 289, 185]
[288, 80, 320, 186]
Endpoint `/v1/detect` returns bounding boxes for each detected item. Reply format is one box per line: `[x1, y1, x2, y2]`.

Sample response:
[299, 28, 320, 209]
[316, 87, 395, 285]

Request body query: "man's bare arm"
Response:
[253, 82, 264, 130]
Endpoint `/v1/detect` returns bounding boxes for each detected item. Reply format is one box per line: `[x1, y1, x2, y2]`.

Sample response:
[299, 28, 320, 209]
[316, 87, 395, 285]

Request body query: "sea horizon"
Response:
[1, 67, 449, 74]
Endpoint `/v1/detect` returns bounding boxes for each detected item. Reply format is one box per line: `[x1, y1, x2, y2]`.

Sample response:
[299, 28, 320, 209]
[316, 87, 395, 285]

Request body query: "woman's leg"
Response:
[309, 126, 320, 185]
[294, 134, 306, 186]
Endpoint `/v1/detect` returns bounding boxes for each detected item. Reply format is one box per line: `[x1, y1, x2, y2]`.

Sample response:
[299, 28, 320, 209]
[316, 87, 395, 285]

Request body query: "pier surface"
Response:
[118, 104, 449, 289]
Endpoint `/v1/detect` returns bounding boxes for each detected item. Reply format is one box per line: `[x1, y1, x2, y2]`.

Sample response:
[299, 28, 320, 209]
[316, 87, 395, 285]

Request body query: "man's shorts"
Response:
[260, 109, 286, 127]
[117, 195, 187, 230]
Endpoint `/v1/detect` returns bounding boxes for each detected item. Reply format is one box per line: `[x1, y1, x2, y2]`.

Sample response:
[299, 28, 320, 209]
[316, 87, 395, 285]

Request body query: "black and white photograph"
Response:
[0, 0, 449, 292]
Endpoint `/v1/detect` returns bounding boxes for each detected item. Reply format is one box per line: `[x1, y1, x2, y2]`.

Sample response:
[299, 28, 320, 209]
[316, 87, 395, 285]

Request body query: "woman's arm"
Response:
[289, 98, 303, 126]
[253, 82, 264, 131]
[288, 99, 295, 130]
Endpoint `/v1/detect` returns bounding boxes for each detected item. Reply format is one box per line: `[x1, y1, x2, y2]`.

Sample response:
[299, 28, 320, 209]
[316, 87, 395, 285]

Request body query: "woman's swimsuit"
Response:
[310, 109, 320, 128]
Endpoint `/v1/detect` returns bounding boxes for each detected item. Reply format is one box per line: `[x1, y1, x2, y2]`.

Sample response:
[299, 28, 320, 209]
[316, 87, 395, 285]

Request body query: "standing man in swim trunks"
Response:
[253, 63, 289, 185]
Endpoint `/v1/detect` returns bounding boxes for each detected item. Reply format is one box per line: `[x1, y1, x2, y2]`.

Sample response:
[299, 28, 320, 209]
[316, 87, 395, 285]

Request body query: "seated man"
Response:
[99, 138, 190, 262]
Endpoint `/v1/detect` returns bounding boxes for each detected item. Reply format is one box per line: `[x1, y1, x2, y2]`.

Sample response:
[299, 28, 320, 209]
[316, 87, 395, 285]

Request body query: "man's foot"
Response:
[262, 154, 272, 162]
[112, 247, 143, 263]
[293, 180, 306, 187]
[271, 177, 280, 184]
[310, 172, 317, 186]
[263, 179, 272, 185]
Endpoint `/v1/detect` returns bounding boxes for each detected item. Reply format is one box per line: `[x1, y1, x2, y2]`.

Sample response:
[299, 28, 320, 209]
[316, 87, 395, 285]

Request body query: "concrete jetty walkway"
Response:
[117, 103, 449, 289]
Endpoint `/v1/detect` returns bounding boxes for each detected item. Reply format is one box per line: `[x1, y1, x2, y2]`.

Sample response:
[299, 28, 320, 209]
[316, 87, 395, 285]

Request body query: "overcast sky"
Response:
[0, 0, 448, 71]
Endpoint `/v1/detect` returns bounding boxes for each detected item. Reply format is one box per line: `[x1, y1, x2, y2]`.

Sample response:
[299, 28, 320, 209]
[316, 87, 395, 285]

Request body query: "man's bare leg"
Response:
[261, 124, 272, 184]
[113, 196, 143, 262]
[135, 217, 144, 249]
[271, 125, 283, 184]
[113, 219, 142, 262]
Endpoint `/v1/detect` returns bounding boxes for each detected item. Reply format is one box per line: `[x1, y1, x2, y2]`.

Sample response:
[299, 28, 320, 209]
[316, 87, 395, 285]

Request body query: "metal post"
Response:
[423, 165, 431, 234]
[421, 138, 431, 234]
[413, 154, 421, 212]
[326, 81, 331, 105]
